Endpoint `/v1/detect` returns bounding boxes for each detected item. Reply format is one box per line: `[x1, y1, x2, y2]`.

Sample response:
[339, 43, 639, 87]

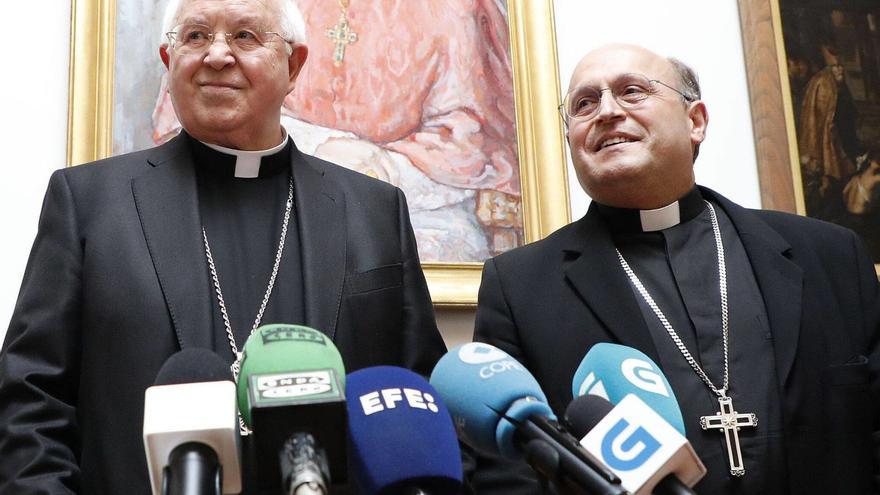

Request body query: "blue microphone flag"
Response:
[572, 343, 685, 435]
[430, 343, 554, 458]
[346, 366, 462, 494]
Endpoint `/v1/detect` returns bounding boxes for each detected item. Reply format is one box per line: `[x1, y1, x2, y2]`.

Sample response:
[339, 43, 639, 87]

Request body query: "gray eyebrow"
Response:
[567, 74, 649, 96]
[569, 72, 652, 93]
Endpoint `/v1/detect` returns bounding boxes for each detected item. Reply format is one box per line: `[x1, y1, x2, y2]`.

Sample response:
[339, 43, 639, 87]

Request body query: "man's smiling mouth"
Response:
[598, 136, 635, 150]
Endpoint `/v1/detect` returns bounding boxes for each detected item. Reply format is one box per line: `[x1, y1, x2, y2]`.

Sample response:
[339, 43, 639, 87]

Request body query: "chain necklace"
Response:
[202, 175, 294, 434]
[616, 201, 757, 476]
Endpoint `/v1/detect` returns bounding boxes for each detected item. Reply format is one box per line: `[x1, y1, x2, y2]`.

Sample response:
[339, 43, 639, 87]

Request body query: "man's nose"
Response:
[204, 35, 235, 70]
[594, 90, 625, 122]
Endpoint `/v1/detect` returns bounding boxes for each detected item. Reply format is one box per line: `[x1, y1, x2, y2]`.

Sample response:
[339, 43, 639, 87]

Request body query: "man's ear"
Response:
[286, 43, 309, 94]
[688, 100, 708, 146]
[160, 44, 171, 69]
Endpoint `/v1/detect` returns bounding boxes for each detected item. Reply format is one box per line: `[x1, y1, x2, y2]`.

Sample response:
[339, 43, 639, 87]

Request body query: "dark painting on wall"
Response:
[780, 0, 880, 261]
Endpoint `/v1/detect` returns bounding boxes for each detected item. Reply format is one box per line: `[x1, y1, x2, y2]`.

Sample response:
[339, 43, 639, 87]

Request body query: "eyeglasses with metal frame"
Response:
[165, 24, 291, 55]
[559, 73, 696, 127]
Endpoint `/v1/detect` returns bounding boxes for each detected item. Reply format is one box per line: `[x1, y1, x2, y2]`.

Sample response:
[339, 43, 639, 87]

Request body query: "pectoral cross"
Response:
[700, 395, 757, 476]
[326, 12, 358, 67]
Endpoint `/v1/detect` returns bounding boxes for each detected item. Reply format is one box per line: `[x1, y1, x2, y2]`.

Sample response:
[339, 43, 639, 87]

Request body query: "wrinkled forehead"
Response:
[568, 45, 675, 93]
[175, 0, 279, 26]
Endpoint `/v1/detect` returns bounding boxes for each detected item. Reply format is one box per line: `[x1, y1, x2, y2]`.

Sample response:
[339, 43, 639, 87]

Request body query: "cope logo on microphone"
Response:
[458, 343, 523, 379]
[260, 326, 327, 346]
[256, 370, 333, 399]
[621, 358, 670, 397]
[359, 388, 439, 415]
[458, 343, 508, 364]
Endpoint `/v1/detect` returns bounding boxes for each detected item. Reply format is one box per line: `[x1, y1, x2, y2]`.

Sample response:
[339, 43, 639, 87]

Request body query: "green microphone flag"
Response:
[236, 324, 346, 427]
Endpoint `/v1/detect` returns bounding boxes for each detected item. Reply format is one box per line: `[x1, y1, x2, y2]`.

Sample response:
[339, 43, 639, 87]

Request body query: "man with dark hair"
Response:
[472, 43, 880, 494]
[0, 0, 445, 493]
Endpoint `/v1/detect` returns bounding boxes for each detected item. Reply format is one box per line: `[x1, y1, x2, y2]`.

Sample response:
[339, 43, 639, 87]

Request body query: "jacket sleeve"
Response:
[474, 257, 529, 362]
[0, 170, 83, 494]
[395, 188, 447, 377]
[852, 229, 880, 494]
[469, 257, 553, 494]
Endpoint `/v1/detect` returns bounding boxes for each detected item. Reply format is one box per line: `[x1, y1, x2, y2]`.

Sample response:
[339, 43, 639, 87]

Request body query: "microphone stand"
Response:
[280, 433, 330, 495]
[513, 416, 630, 495]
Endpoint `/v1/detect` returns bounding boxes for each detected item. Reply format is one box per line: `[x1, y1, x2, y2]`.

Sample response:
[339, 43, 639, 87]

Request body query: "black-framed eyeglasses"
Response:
[559, 73, 696, 126]
[166, 24, 291, 55]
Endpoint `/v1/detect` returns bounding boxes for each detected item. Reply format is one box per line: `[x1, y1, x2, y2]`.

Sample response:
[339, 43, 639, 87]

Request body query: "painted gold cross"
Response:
[326, 13, 358, 67]
[700, 395, 757, 476]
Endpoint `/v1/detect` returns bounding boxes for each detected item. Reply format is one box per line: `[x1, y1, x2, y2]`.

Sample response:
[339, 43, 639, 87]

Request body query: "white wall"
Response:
[0, 3, 71, 343]
[554, 0, 761, 219]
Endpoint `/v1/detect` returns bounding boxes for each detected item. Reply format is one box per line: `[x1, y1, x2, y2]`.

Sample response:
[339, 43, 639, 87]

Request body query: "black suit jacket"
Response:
[0, 134, 446, 494]
[473, 188, 880, 494]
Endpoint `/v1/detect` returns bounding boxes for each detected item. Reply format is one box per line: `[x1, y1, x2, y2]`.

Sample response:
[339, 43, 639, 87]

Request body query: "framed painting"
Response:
[738, 0, 880, 271]
[68, 0, 571, 305]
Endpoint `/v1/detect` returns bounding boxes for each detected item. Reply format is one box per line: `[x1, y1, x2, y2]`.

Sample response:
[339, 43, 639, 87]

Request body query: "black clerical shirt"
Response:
[190, 135, 306, 363]
[598, 188, 788, 494]
[190, 134, 318, 495]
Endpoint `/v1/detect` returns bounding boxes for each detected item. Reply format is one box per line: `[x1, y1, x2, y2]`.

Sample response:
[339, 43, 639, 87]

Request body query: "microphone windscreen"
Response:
[429, 343, 554, 458]
[236, 324, 345, 427]
[572, 343, 685, 435]
[346, 366, 462, 495]
[154, 347, 232, 385]
[564, 394, 615, 438]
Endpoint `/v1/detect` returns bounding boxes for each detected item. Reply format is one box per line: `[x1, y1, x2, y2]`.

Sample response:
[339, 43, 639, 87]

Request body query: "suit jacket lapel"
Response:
[132, 134, 214, 350]
[563, 207, 662, 363]
[704, 189, 803, 388]
[292, 148, 346, 340]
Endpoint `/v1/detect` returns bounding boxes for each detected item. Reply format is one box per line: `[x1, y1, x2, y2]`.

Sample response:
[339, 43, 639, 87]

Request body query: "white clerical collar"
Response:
[595, 187, 705, 234]
[200, 128, 289, 178]
[640, 201, 682, 232]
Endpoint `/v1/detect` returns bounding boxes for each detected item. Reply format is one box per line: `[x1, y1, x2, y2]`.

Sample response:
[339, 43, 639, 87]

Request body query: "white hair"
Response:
[161, 0, 307, 44]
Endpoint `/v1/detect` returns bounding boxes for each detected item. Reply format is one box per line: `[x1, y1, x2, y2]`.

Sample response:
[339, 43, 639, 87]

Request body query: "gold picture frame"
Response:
[738, 0, 880, 274]
[67, 0, 571, 306]
[737, 0, 803, 213]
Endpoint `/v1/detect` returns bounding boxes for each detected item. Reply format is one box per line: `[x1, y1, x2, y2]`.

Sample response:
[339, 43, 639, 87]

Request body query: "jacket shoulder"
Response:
[491, 220, 582, 269]
[56, 146, 159, 185]
[749, 208, 860, 246]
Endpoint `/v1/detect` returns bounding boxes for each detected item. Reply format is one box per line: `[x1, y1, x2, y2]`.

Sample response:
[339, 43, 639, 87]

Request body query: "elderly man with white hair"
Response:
[0, 0, 445, 492]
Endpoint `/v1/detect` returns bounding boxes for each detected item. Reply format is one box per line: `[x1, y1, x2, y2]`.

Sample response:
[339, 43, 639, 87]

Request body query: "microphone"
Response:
[142, 348, 242, 495]
[236, 324, 347, 495]
[569, 343, 707, 494]
[346, 366, 463, 495]
[565, 394, 704, 495]
[571, 342, 685, 435]
[429, 342, 628, 495]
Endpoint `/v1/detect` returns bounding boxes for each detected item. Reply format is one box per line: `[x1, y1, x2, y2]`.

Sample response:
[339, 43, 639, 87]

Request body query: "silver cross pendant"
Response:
[700, 395, 757, 476]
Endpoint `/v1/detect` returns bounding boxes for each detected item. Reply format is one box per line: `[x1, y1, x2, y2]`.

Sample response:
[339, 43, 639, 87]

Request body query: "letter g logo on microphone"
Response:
[621, 358, 670, 397]
[600, 418, 662, 471]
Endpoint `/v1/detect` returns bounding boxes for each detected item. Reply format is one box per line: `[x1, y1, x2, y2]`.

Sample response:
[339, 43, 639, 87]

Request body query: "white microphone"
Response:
[142, 348, 242, 495]
[568, 394, 705, 495]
